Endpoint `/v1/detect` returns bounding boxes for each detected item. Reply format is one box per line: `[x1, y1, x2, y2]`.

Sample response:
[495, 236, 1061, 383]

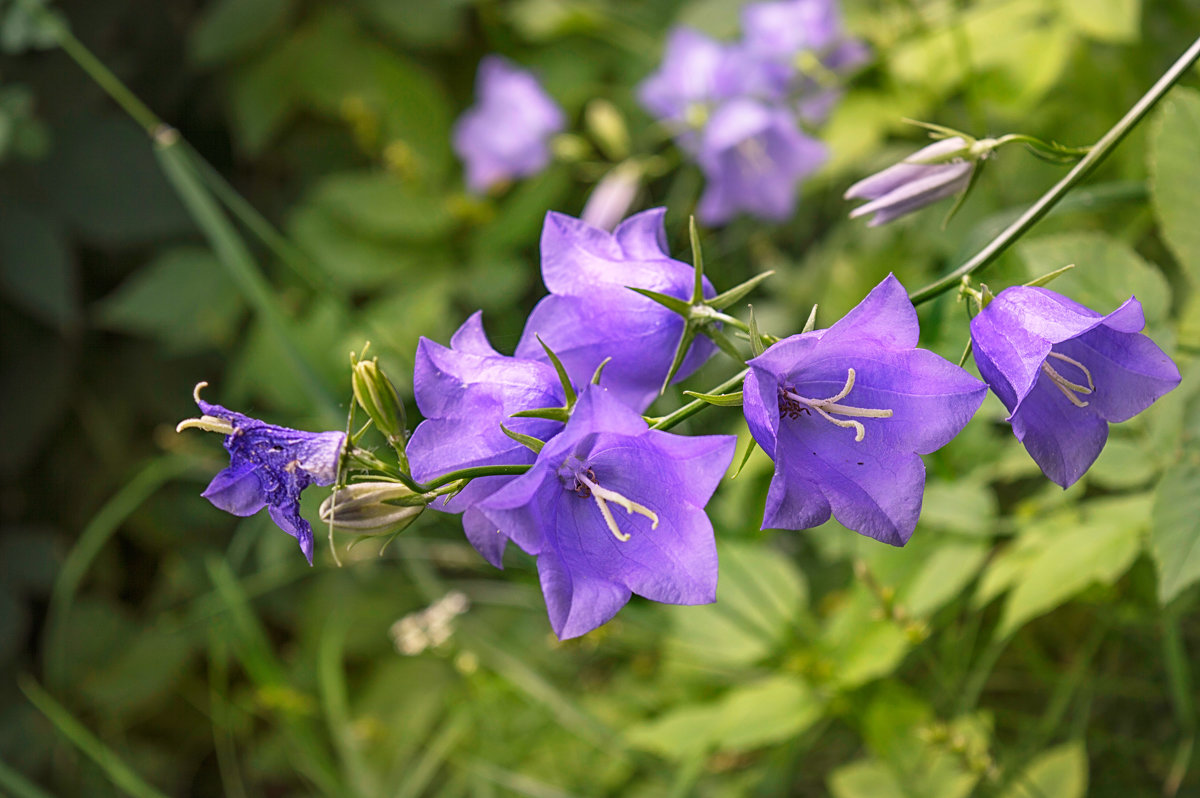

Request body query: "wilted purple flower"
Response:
[743, 275, 987, 545]
[408, 312, 568, 564]
[452, 56, 565, 194]
[969, 286, 1180, 488]
[475, 385, 735, 639]
[178, 384, 346, 564]
[844, 137, 975, 226]
[516, 209, 716, 411]
[695, 98, 827, 224]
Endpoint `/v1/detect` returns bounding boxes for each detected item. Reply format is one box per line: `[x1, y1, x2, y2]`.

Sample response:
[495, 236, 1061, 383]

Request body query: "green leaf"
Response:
[94, 247, 244, 352]
[1061, 0, 1141, 42]
[998, 741, 1088, 798]
[190, 0, 294, 67]
[1017, 232, 1171, 325]
[1149, 87, 1200, 284]
[311, 172, 455, 242]
[0, 198, 77, 331]
[1087, 436, 1160, 489]
[665, 541, 806, 668]
[1151, 459, 1200, 603]
[351, 0, 468, 48]
[998, 496, 1148, 636]
[829, 760, 905, 798]
[919, 479, 997, 536]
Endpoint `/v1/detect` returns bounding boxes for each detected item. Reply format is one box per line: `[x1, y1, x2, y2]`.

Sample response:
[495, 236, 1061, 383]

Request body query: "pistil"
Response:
[780, 368, 893, 442]
[1041, 351, 1095, 408]
[574, 470, 659, 542]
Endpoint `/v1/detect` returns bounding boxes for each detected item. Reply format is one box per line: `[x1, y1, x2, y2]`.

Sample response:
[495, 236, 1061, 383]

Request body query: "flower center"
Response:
[778, 368, 894, 442]
[561, 458, 659, 542]
[1041, 351, 1095, 408]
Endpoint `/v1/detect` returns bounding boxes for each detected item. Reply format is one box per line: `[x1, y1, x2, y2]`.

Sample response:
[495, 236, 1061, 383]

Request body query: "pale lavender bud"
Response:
[580, 162, 642, 232]
[844, 137, 975, 226]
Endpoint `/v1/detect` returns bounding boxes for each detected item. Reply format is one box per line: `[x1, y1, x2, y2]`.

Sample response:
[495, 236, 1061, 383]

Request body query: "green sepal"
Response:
[707, 270, 775, 310]
[535, 335, 577, 408]
[510, 407, 571, 423]
[682, 390, 744, 407]
[730, 435, 758, 479]
[659, 324, 699, 395]
[801, 304, 818, 334]
[957, 339, 974, 368]
[748, 305, 766, 357]
[702, 325, 744, 363]
[627, 286, 692, 318]
[591, 356, 612, 386]
[501, 424, 544, 454]
[1024, 263, 1076, 287]
[689, 216, 705, 304]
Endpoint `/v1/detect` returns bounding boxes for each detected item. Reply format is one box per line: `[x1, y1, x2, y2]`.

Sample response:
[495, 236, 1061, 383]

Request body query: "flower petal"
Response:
[268, 503, 315, 565]
[1009, 370, 1110, 488]
[820, 274, 919, 351]
[202, 463, 266, 516]
[537, 551, 632, 640]
[1053, 325, 1181, 424]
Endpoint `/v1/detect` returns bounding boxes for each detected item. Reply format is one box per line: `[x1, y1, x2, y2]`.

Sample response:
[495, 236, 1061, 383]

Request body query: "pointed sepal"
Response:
[500, 424, 545, 454]
[535, 335, 577, 408]
[627, 286, 693, 318]
[706, 270, 775, 311]
[681, 390, 744, 407]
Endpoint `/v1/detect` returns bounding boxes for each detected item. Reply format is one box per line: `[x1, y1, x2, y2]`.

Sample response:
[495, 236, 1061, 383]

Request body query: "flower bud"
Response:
[580, 161, 641, 232]
[351, 356, 407, 448]
[584, 99, 630, 161]
[844, 136, 977, 226]
[319, 481, 425, 535]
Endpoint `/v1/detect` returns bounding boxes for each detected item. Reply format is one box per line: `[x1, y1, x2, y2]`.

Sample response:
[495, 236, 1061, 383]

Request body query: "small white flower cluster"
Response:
[389, 591, 470, 656]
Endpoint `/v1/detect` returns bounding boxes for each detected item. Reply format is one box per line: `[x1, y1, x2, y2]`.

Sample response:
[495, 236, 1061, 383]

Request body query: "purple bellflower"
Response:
[452, 56, 566, 194]
[969, 286, 1180, 488]
[637, 28, 735, 137]
[743, 275, 987, 545]
[695, 98, 827, 225]
[178, 384, 346, 564]
[407, 312, 569, 564]
[474, 385, 736, 639]
[844, 137, 976, 226]
[516, 209, 716, 412]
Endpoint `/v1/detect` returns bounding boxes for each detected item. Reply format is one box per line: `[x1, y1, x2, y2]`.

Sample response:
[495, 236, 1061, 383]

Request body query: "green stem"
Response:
[420, 464, 533, 491]
[650, 369, 749, 431]
[908, 35, 1200, 306]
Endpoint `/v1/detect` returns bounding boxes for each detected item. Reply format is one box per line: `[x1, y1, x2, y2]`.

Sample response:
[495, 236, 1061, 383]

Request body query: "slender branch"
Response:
[908, 35, 1200, 306]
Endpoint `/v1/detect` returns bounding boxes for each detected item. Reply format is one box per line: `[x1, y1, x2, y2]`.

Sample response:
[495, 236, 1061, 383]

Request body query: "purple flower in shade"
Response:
[180, 385, 346, 564]
[743, 275, 987, 545]
[695, 98, 827, 225]
[452, 56, 566, 194]
[969, 287, 1181, 488]
[407, 312, 568, 564]
[844, 137, 975, 226]
[515, 209, 717, 412]
[474, 385, 736, 639]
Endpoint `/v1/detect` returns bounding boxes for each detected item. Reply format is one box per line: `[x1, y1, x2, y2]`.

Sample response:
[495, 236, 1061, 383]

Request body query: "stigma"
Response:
[1041, 351, 1095, 408]
[563, 460, 659, 542]
[779, 368, 894, 442]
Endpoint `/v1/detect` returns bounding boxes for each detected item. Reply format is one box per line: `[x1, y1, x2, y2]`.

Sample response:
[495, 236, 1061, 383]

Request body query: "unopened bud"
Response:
[351, 355, 407, 448]
[585, 99, 630, 161]
[319, 481, 425, 535]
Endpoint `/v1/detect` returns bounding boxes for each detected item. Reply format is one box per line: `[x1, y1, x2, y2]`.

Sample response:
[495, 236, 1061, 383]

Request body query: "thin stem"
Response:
[908, 35, 1200, 306]
[420, 464, 533, 491]
[650, 369, 748, 431]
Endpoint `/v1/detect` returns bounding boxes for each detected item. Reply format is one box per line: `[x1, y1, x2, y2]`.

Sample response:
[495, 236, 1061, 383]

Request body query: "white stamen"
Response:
[1040, 353, 1095, 409]
[176, 415, 235, 435]
[576, 471, 659, 542]
[783, 368, 894, 442]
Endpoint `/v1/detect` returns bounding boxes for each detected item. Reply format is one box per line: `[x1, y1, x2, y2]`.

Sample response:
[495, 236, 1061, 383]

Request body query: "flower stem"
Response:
[649, 369, 749, 431]
[420, 464, 533, 491]
[908, 35, 1200, 306]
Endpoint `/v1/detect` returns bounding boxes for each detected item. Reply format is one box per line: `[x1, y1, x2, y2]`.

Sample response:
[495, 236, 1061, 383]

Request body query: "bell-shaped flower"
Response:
[178, 385, 346, 564]
[743, 275, 987, 545]
[638, 28, 736, 134]
[408, 312, 569, 564]
[515, 209, 716, 411]
[844, 137, 975, 226]
[452, 56, 565, 194]
[695, 98, 826, 224]
[969, 286, 1180, 488]
[475, 386, 736, 639]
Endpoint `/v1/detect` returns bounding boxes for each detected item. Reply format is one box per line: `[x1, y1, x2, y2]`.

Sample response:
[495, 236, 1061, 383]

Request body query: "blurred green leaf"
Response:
[351, 0, 468, 48]
[1087, 436, 1160, 489]
[311, 171, 455, 242]
[998, 496, 1148, 636]
[1018, 232, 1171, 325]
[1061, 0, 1141, 43]
[665, 541, 806, 669]
[78, 626, 196, 719]
[0, 323, 72, 477]
[829, 760, 905, 798]
[919, 479, 997, 536]
[94, 246, 244, 352]
[0, 197, 77, 330]
[190, 0, 295, 68]
[998, 741, 1087, 798]
[1149, 87, 1200, 284]
[1151, 458, 1200, 604]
